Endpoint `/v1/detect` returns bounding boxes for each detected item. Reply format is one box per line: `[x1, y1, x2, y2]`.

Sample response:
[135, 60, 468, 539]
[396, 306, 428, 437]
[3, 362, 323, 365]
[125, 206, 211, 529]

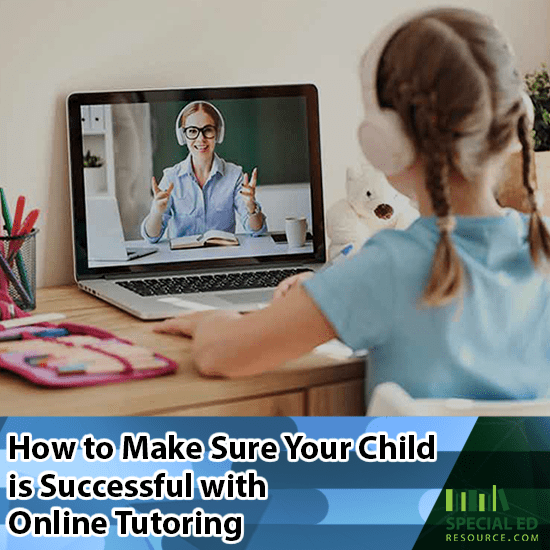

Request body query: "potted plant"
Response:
[495, 66, 550, 213]
[525, 64, 550, 216]
[83, 150, 104, 168]
[83, 150, 106, 195]
[525, 63, 550, 152]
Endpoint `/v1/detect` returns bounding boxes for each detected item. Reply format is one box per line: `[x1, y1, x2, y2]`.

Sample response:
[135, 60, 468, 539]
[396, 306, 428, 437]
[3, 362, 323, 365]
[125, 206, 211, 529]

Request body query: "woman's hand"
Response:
[272, 271, 314, 301]
[240, 168, 258, 213]
[151, 177, 174, 215]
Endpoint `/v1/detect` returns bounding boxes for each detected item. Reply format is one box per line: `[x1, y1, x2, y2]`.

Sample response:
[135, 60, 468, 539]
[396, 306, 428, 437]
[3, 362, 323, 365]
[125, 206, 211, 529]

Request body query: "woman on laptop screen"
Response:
[141, 101, 267, 242]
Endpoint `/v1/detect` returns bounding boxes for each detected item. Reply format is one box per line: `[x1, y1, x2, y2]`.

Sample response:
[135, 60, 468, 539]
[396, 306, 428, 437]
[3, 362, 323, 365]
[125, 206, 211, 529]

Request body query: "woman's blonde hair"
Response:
[373, 8, 550, 306]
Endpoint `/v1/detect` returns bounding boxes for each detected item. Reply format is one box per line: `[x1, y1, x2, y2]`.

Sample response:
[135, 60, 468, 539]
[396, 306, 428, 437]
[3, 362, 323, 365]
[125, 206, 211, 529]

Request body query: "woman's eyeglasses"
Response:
[183, 125, 217, 140]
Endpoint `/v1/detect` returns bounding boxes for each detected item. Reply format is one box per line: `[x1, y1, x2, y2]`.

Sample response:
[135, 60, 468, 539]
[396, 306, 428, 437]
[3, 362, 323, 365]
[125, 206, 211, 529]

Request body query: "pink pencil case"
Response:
[0, 322, 177, 388]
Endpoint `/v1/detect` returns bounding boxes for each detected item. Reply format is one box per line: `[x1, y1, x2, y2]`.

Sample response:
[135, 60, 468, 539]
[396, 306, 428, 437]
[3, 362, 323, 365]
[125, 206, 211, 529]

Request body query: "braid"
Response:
[421, 137, 466, 306]
[517, 114, 550, 269]
[406, 90, 466, 306]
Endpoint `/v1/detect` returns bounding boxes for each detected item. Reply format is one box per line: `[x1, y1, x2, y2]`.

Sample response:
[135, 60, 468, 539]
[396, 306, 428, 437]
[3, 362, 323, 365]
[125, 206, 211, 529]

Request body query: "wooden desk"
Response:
[0, 286, 366, 416]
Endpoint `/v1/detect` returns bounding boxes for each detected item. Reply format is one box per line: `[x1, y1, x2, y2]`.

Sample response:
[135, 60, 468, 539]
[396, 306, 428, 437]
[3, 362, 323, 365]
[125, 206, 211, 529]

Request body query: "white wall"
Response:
[1, 0, 549, 287]
[254, 184, 312, 233]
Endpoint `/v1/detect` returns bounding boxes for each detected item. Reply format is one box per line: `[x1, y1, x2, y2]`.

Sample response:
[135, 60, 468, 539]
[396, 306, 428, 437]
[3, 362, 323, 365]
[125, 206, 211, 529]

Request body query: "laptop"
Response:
[66, 84, 326, 320]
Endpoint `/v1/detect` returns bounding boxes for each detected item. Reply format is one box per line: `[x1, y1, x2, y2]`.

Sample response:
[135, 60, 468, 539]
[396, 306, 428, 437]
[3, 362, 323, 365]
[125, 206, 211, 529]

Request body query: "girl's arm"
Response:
[153, 283, 337, 377]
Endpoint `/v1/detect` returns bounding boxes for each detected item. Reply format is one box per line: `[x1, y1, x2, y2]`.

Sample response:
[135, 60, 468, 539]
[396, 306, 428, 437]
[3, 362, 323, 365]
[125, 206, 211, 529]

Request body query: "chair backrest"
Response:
[367, 382, 550, 416]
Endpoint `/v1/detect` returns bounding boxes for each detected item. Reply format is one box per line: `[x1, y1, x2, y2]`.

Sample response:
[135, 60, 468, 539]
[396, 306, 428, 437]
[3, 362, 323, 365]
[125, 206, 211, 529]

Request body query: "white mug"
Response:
[285, 216, 307, 248]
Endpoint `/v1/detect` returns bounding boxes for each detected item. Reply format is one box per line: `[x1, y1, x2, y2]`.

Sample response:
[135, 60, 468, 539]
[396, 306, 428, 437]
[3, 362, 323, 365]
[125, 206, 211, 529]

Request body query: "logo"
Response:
[444, 485, 539, 544]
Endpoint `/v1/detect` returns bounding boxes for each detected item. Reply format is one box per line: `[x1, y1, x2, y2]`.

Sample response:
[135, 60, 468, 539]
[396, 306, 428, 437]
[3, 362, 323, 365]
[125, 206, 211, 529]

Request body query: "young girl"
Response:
[153, 8, 550, 401]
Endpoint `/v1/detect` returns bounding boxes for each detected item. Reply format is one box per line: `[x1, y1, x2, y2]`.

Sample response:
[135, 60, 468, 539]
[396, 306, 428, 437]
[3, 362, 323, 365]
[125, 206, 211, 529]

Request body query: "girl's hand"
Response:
[153, 310, 242, 376]
[151, 177, 174, 215]
[272, 271, 314, 301]
[153, 310, 237, 338]
[240, 168, 258, 213]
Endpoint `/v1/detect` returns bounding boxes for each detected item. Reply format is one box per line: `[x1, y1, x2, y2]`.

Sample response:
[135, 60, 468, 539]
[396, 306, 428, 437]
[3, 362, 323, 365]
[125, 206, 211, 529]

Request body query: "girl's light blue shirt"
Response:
[303, 209, 550, 400]
[141, 154, 267, 242]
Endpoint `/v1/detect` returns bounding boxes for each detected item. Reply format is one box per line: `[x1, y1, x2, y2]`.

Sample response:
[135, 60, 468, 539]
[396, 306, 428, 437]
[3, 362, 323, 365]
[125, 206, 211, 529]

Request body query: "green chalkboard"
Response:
[150, 96, 310, 185]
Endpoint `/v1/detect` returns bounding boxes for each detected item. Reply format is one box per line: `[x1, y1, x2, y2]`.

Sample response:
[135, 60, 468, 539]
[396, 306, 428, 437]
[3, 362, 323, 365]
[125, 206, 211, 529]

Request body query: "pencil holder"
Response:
[0, 228, 38, 312]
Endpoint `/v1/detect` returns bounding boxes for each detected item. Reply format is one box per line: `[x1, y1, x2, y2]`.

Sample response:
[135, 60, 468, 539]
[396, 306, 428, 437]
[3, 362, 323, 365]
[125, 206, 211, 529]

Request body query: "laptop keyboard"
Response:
[116, 268, 313, 297]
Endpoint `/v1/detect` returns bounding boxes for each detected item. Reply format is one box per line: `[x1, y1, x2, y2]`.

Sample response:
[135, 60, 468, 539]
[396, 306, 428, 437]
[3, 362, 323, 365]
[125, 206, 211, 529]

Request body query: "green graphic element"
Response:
[445, 486, 510, 512]
[446, 488, 453, 511]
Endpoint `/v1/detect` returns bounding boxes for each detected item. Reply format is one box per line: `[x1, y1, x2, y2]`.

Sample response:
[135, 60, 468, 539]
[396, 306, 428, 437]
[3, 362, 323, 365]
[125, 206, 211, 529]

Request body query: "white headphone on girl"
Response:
[175, 101, 226, 145]
[357, 10, 534, 176]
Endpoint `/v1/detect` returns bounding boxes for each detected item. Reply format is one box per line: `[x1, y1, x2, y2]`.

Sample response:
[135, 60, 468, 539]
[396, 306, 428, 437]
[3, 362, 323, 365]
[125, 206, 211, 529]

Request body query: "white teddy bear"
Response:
[327, 162, 420, 260]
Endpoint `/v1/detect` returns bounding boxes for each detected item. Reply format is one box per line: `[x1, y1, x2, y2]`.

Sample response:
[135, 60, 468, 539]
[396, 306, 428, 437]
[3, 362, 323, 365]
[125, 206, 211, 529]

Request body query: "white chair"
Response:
[367, 382, 550, 416]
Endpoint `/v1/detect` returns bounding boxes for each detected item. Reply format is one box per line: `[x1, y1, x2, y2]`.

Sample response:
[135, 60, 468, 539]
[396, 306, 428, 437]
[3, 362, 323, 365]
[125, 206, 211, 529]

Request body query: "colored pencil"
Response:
[11, 196, 25, 236]
[0, 312, 67, 329]
[8, 196, 25, 258]
[8, 209, 40, 263]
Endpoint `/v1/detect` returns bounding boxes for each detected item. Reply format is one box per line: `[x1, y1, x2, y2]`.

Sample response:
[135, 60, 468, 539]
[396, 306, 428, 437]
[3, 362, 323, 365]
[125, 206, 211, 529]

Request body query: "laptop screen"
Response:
[67, 85, 325, 278]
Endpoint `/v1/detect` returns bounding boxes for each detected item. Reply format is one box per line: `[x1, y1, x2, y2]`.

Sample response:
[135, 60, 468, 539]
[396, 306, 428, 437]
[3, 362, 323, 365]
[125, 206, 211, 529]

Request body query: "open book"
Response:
[170, 230, 240, 250]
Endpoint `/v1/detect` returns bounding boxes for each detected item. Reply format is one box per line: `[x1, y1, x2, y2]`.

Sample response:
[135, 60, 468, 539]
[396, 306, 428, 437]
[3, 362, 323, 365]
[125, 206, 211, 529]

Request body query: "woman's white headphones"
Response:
[357, 9, 534, 176]
[175, 101, 226, 145]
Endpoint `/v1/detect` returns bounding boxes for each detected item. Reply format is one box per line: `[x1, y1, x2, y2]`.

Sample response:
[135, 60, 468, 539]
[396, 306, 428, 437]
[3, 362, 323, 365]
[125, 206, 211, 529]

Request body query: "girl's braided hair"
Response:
[374, 8, 550, 306]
